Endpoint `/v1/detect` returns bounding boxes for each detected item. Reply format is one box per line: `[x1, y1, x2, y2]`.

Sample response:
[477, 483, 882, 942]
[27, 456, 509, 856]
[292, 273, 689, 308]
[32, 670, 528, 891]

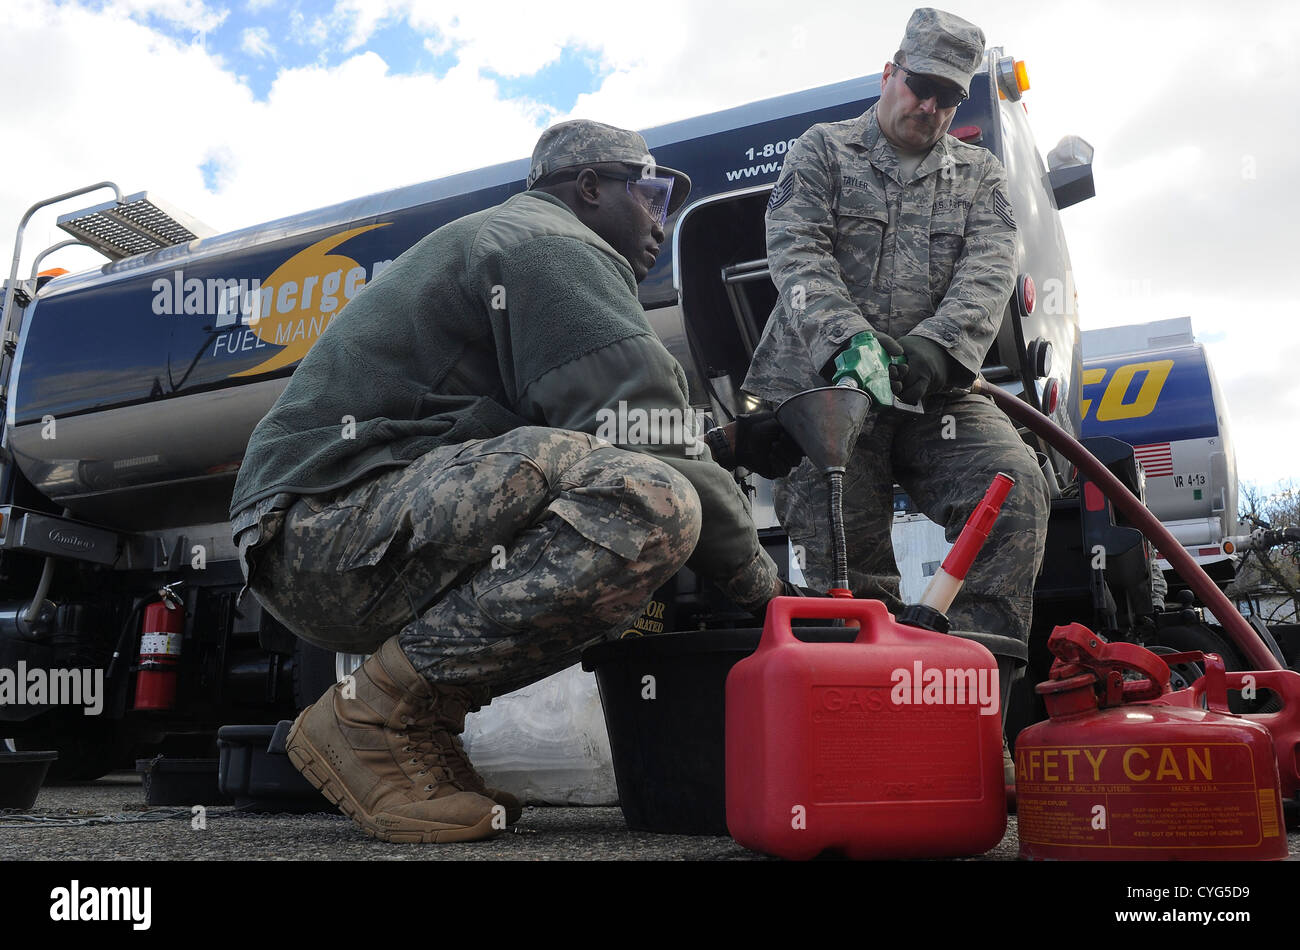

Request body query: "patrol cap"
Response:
[898, 7, 986, 97]
[527, 119, 692, 214]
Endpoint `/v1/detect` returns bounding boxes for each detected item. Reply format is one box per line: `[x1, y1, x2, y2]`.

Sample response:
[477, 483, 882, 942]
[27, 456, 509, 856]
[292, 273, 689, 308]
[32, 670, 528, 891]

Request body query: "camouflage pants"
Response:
[245, 427, 702, 700]
[775, 392, 1049, 643]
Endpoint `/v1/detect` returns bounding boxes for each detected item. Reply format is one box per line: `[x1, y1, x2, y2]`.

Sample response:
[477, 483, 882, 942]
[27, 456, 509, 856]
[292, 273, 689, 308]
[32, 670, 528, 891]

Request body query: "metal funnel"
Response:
[775, 384, 874, 473]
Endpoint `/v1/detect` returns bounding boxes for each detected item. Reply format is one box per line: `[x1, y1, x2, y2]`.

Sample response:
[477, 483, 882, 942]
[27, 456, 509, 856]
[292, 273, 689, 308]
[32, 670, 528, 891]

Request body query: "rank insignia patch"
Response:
[993, 188, 1016, 229]
[767, 174, 795, 212]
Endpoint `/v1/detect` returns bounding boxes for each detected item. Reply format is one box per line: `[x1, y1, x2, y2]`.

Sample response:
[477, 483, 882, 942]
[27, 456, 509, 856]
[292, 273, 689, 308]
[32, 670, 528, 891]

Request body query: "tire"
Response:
[1150, 623, 1245, 669]
[1148, 623, 1258, 713]
[1145, 645, 1206, 693]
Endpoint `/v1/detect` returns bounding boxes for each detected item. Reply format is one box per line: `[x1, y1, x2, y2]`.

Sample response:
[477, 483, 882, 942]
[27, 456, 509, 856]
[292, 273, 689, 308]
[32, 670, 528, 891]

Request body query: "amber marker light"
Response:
[1015, 61, 1031, 93]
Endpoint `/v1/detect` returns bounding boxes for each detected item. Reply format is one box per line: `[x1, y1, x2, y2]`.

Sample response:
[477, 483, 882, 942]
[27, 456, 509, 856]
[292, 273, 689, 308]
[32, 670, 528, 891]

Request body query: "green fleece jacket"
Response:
[229, 191, 777, 606]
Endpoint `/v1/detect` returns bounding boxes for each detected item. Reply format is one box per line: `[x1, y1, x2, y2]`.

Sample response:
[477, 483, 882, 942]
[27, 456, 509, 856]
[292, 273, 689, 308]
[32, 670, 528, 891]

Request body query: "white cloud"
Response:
[331, 0, 674, 77]
[288, 7, 331, 48]
[1, 3, 250, 266]
[107, 0, 228, 32]
[200, 145, 238, 192]
[0, 1, 549, 261]
[240, 25, 275, 58]
[332, 0, 395, 52]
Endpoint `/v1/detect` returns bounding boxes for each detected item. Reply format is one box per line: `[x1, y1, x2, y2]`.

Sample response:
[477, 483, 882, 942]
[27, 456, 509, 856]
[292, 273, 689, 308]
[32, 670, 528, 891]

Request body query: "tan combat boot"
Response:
[285, 636, 502, 843]
[430, 693, 525, 826]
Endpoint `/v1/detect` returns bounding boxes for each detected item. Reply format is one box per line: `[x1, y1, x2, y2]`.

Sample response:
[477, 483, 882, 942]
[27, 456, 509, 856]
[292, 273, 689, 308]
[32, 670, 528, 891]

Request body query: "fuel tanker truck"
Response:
[0, 50, 1292, 781]
[1080, 317, 1239, 583]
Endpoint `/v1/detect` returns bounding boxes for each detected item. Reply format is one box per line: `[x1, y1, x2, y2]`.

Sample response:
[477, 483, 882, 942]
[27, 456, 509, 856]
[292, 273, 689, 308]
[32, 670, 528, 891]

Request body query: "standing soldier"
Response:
[230, 120, 801, 843]
[743, 9, 1049, 654]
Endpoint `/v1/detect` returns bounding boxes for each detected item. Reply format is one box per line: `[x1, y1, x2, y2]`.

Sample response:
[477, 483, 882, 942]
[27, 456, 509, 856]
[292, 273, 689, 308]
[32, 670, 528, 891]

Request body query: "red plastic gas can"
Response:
[725, 596, 1005, 860]
[1016, 624, 1287, 861]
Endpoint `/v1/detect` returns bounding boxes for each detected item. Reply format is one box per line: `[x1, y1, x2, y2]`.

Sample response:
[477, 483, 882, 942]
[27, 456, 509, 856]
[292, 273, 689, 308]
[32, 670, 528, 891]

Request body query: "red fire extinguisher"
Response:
[1016, 623, 1288, 861]
[133, 584, 184, 711]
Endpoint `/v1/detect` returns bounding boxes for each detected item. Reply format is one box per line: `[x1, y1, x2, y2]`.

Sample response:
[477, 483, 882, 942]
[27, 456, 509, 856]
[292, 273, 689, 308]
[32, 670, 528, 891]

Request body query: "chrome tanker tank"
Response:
[5, 169, 534, 531]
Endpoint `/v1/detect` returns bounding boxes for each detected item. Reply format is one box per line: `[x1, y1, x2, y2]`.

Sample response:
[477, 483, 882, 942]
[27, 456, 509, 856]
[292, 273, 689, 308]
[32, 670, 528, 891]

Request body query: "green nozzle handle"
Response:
[832, 330, 904, 409]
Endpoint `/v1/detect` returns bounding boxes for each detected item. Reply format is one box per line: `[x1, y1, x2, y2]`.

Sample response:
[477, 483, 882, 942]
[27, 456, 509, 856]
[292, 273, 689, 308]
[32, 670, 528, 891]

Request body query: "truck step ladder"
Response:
[57, 192, 214, 261]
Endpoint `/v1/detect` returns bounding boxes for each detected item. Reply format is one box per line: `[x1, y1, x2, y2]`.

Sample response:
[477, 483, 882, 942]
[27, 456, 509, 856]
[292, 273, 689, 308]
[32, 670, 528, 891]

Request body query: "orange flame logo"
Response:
[230, 223, 389, 377]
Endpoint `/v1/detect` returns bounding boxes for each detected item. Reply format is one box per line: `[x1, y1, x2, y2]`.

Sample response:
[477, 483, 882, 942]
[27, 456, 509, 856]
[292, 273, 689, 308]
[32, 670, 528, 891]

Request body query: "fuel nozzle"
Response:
[899, 472, 1016, 632]
[832, 330, 903, 410]
[833, 330, 926, 414]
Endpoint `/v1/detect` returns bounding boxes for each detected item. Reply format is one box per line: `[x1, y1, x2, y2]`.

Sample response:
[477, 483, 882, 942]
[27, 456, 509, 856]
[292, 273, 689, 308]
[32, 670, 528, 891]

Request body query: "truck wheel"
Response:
[1145, 644, 1205, 692]
[1151, 623, 1245, 670]
[292, 641, 367, 710]
[13, 715, 130, 781]
[1148, 623, 1259, 712]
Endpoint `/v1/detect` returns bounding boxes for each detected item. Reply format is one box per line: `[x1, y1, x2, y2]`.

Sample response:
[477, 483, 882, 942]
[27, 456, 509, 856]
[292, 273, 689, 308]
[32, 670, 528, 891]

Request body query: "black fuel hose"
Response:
[828, 470, 849, 593]
[973, 377, 1281, 671]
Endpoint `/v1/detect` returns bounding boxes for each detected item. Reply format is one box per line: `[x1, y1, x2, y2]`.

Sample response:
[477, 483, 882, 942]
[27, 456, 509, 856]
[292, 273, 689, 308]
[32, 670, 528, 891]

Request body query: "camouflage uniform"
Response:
[234, 121, 779, 703]
[742, 19, 1048, 643]
[242, 427, 703, 701]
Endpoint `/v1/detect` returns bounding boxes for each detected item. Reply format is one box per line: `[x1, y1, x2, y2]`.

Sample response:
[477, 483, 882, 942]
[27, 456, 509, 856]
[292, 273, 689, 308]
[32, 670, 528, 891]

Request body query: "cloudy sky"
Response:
[2, 0, 1297, 496]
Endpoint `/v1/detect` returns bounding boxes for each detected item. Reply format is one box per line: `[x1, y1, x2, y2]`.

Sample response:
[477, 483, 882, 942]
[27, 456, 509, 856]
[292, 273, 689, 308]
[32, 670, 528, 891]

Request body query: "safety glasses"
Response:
[891, 63, 967, 109]
[606, 174, 675, 227]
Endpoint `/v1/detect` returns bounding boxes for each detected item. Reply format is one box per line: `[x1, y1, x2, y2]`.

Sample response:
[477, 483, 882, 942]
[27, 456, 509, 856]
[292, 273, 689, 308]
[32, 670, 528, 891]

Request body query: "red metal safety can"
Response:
[1016, 624, 1287, 861]
[133, 594, 184, 711]
[726, 596, 1005, 860]
[1162, 666, 1300, 812]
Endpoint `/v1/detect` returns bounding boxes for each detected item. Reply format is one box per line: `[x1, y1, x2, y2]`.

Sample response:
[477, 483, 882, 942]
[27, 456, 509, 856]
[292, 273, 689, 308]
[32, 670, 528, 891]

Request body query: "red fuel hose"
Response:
[973, 378, 1281, 671]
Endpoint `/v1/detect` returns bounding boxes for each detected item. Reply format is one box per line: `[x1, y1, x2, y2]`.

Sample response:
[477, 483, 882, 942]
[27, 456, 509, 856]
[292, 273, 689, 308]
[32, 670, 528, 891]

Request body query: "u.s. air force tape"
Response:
[767, 175, 795, 212]
[993, 188, 1016, 229]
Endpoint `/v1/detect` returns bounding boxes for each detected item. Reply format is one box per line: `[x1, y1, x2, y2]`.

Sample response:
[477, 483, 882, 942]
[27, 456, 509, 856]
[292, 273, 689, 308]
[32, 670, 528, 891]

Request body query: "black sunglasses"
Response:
[891, 63, 967, 108]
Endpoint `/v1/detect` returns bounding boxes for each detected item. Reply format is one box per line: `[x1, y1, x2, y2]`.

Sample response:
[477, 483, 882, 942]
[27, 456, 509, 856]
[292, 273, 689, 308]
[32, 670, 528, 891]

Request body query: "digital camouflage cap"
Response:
[527, 119, 692, 214]
[899, 7, 986, 96]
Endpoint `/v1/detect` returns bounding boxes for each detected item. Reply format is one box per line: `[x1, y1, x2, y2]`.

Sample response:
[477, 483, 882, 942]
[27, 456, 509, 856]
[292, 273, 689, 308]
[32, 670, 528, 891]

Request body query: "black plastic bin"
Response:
[581, 625, 1027, 836]
[217, 721, 332, 812]
[0, 750, 58, 809]
[135, 756, 232, 806]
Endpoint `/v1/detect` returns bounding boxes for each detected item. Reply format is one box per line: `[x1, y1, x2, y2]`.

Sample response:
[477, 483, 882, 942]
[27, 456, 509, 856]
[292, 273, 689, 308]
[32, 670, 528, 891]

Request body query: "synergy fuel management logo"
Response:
[151, 223, 391, 377]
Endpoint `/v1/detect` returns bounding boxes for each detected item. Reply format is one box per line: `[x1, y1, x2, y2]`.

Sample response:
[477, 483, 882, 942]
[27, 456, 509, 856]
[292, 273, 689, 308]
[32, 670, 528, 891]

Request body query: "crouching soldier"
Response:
[229, 120, 803, 843]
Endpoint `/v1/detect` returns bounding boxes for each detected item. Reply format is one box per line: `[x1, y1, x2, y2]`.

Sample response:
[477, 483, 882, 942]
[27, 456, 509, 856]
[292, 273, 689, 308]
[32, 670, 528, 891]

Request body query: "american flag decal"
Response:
[993, 188, 1015, 229]
[1133, 442, 1174, 477]
[767, 174, 794, 212]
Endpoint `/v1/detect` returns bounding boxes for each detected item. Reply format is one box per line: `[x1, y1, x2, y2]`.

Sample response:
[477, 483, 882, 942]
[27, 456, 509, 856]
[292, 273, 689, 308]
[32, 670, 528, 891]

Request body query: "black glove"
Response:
[819, 329, 905, 391]
[733, 410, 805, 479]
[895, 335, 952, 405]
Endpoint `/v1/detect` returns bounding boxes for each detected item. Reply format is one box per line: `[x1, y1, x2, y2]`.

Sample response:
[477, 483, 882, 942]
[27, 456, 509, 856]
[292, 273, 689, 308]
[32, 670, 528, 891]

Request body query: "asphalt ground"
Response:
[4, 771, 1022, 861]
[2, 772, 1295, 934]
[1, 771, 1296, 861]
